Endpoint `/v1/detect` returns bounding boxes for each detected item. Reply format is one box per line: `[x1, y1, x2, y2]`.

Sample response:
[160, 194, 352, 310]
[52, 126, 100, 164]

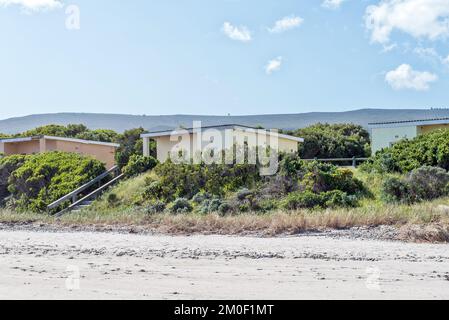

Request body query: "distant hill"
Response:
[1, 109, 449, 134]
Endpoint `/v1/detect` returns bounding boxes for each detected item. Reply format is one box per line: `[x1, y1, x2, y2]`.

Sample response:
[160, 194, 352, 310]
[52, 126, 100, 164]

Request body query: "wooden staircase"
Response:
[71, 200, 94, 213]
[47, 166, 124, 216]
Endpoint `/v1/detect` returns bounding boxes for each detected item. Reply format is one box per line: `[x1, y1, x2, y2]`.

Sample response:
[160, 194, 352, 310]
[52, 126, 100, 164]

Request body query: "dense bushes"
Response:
[75, 129, 119, 143]
[168, 198, 193, 214]
[363, 129, 449, 173]
[20, 124, 117, 143]
[299, 161, 365, 195]
[281, 190, 357, 210]
[136, 155, 366, 213]
[115, 127, 152, 168]
[0, 155, 27, 202]
[122, 155, 158, 177]
[286, 123, 371, 159]
[381, 166, 449, 204]
[277, 155, 366, 195]
[143, 161, 261, 202]
[145, 201, 166, 214]
[21, 124, 88, 138]
[1, 152, 105, 212]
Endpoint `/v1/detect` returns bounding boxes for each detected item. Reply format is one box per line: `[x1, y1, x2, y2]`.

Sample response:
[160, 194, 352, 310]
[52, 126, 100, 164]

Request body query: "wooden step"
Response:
[55, 173, 125, 216]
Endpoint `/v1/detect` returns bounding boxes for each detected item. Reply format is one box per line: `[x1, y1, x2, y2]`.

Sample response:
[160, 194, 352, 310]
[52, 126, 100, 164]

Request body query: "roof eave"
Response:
[0, 136, 120, 148]
[141, 127, 304, 143]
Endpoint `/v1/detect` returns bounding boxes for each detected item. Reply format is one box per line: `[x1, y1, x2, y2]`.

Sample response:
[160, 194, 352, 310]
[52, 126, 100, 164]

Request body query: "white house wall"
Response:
[371, 126, 418, 154]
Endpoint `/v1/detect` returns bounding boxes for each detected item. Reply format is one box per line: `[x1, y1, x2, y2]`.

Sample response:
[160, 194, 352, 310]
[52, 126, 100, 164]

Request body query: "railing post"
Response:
[72, 194, 77, 204]
[352, 156, 356, 168]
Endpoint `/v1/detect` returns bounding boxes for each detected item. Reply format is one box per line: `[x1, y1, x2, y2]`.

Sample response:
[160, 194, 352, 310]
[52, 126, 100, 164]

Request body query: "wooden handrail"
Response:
[55, 173, 124, 217]
[302, 157, 369, 161]
[301, 157, 369, 167]
[47, 165, 119, 210]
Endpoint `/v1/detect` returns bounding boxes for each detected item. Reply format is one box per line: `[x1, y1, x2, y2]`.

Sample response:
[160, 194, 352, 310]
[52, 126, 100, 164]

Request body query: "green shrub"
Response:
[115, 127, 153, 168]
[145, 201, 166, 214]
[238, 203, 250, 212]
[5, 152, 105, 212]
[281, 191, 324, 210]
[208, 198, 222, 212]
[168, 198, 192, 214]
[192, 192, 212, 204]
[0, 133, 11, 139]
[228, 187, 262, 212]
[278, 153, 304, 177]
[364, 129, 449, 173]
[195, 198, 224, 214]
[260, 175, 296, 197]
[137, 155, 367, 212]
[143, 180, 163, 200]
[323, 190, 358, 208]
[257, 198, 279, 212]
[21, 124, 88, 138]
[75, 129, 119, 143]
[122, 155, 158, 177]
[106, 193, 119, 207]
[381, 176, 411, 204]
[218, 202, 232, 216]
[196, 199, 211, 215]
[236, 188, 253, 201]
[286, 123, 371, 159]
[150, 161, 260, 201]
[0, 155, 27, 202]
[300, 161, 365, 195]
[381, 166, 449, 204]
[406, 166, 449, 201]
[281, 190, 357, 210]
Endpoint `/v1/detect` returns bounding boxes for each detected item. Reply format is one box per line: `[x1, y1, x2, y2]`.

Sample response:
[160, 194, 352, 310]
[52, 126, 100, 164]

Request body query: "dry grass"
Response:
[398, 224, 449, 243]
[133, 203, 449, 237]
[1, 200, 449, 242]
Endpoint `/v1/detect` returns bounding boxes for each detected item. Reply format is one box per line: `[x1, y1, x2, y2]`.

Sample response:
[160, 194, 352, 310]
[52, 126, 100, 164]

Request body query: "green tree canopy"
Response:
[21, 124, 88, 138]
[75, 129, 119, 143]
[115, 127, 147, 168]
[287, 123, 371, 159]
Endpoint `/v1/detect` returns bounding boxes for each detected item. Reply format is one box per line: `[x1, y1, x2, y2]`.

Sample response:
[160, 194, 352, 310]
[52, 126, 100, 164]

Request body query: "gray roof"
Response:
[141, 124, 304, 142]
[369, 117, 449, 128]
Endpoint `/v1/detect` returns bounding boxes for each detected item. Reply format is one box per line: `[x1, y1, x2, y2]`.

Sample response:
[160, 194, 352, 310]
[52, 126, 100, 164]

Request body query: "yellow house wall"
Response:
[278, 137, 298, 153]
[0, 138, 117, 169]
[2, 140, 41, 155]
[155, 135, 185, 162]
[153, 129, 299, 162]
[417, 124, 449, 134]
[48, 140, 117, 169]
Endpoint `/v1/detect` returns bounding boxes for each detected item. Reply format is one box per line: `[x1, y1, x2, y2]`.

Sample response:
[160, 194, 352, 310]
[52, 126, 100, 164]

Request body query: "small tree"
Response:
[288, 123, 371, 159]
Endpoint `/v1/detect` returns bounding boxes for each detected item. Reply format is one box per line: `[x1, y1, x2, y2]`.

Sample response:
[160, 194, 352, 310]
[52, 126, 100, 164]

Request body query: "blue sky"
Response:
[0, 0, 448, 120]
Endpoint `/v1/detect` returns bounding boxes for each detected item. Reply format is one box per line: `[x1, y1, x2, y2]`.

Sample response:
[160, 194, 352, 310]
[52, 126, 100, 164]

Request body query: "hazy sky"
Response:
[1, 0, 448, 120]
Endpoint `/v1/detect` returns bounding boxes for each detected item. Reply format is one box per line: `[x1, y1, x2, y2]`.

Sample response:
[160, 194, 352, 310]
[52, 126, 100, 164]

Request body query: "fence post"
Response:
[352, 156, 356, 168]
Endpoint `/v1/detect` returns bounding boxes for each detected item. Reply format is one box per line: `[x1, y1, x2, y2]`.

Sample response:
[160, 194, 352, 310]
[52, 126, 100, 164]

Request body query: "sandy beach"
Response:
[0, 228, 448, 300]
